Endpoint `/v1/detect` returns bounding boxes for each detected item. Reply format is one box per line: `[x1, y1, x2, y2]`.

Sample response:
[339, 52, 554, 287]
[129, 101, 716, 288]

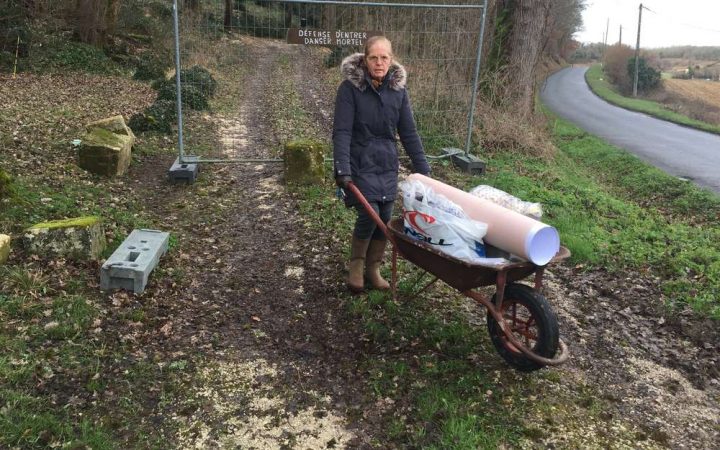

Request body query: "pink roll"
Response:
[407, 174, 560, 265]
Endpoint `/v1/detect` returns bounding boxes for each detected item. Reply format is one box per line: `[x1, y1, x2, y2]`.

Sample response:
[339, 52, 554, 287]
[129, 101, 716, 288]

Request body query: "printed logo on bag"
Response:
[403, 211, 452, 246]
[403, 211, 434, 235]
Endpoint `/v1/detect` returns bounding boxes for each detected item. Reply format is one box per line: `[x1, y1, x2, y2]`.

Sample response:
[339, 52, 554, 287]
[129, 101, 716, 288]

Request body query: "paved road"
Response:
[541, 67, 720, 194]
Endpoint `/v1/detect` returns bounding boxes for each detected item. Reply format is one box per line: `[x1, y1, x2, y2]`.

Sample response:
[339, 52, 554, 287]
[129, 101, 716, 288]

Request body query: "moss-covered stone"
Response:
[31, 216, 101, 230]
[86, 114, 136, 140]
[0, 234, 11, 264]
[78, 126, 133, 177]
[24, 216, 106, 261]
[283, 139, 327, 186]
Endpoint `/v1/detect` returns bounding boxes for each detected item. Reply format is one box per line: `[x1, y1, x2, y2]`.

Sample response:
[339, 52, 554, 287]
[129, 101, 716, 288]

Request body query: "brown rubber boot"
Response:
[365, 239, 390, 290]
[348, 236, 371, 293]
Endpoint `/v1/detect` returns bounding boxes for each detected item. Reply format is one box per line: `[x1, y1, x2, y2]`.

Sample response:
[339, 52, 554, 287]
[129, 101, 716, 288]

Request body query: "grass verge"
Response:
[466, 115, 720, 318]
[584, 64, 720, 135]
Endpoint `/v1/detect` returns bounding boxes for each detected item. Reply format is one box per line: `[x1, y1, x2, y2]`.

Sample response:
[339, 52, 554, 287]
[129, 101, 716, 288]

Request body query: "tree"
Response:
[73, 0, 121, 47]
[224, 0, 232, 30]
[75, 0, 106, 46]
[487, 0, 554, 118]
[628, 56, 661, 92]
[544, 0, 587, 61]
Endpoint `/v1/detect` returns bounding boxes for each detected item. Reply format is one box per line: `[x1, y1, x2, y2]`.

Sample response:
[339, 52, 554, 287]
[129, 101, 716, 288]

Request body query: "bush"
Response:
[602, 44, 635, 92]
[128, 100, 177, 134]
[156, 80, 209, 110]
[628, 56, 661, 92]
[29, 36, 124, 75]
[133, 53, 167, 81]
[172, 65, 217, 97]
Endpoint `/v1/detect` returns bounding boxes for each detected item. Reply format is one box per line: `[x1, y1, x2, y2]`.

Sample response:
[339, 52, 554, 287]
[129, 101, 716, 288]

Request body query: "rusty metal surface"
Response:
[387, 219, 569, 291]
[464, 289, 570, 366]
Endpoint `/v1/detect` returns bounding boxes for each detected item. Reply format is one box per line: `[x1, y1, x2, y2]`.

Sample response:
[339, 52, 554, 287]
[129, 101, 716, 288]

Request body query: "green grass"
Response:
[0, 261, 179, 448]
[0, 264, 115, 448]
[585, 64, 720, 135]
[469, 116, 720, 317]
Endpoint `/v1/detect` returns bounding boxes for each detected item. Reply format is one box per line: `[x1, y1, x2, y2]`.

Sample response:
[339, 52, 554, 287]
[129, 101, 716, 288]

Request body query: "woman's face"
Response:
[365, 41, 392, 81]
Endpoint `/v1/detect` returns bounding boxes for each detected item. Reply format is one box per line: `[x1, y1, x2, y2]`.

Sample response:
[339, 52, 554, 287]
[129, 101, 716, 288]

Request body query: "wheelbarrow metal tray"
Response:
[388, 219, 569, 291]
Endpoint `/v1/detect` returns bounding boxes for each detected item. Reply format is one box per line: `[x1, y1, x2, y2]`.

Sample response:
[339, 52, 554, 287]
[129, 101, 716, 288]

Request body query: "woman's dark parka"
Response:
[333, 53, 430, 205]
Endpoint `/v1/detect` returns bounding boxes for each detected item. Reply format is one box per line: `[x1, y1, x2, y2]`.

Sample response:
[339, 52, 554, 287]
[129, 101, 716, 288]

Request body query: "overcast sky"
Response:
[576, 0, 720, 48]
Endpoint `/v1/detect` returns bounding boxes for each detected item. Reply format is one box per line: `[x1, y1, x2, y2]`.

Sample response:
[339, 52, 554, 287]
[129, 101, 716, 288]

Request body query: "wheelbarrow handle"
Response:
[345, 182, 396, 248]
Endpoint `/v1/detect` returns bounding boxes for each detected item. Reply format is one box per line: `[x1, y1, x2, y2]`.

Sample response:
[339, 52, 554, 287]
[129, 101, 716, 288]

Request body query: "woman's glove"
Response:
[335, 175, 352, 188]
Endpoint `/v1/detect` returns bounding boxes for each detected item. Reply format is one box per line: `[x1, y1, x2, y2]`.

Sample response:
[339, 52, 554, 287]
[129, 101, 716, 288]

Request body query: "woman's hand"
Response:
[335, 175, 352, 188]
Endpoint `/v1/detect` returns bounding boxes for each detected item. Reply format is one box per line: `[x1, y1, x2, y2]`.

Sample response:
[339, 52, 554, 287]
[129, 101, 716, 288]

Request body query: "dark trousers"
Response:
[353, 201, 394, 241]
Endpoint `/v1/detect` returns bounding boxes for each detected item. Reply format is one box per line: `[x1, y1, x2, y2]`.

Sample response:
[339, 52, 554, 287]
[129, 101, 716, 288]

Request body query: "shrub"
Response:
[628, 56, 661, 92]
[29, 36, 123, 75]
[172, 65, 217, 97]
[602, 44, 635, 92]
[133, 53, 167, 81]
[128, 100, 177, 133]
[157, 80, 209, 110]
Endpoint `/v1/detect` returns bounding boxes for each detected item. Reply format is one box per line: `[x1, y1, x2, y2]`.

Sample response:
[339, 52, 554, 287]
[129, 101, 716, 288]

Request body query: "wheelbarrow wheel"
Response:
[486, 283, 559, 372]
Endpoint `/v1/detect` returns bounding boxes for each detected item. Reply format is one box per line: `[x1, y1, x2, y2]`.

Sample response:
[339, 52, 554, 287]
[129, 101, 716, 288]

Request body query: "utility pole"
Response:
[605, 18, 610, 48]
[633, 3, 643, 97]
[619, 25, 623, 46]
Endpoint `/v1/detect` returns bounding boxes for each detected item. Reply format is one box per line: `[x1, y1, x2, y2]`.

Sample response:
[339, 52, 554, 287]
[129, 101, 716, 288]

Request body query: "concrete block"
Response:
[442, 147, 486, 175]
[0, 234, 11, 264]
[101, 229, 170, 294]
[168, 156, 199, 184]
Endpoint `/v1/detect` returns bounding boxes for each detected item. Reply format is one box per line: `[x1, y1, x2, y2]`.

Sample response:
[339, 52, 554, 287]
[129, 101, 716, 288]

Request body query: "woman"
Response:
[333, 36, 430, 293]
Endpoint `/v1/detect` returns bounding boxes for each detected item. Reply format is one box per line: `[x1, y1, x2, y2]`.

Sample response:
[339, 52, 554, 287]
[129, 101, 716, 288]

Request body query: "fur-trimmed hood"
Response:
[340, 52, 407, 92]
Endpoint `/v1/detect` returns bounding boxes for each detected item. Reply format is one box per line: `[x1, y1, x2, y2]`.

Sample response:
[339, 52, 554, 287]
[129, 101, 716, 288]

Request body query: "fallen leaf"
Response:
[160, 322, 173, 336]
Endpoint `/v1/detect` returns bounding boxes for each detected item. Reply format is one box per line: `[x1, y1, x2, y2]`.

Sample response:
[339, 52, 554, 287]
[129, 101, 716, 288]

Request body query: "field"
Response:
[664, 78, 720, 105]
[657, 78, 720, 125]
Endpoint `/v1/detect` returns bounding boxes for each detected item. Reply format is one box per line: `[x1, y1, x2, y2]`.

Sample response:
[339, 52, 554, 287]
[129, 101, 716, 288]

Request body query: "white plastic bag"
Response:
[400, 180, 505, 265]
[469, 185, 543, 219]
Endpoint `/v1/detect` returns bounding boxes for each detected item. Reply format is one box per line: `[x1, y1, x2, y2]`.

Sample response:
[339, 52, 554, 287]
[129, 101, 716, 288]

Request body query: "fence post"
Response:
[464, 0, 488, 157]
[172, 0, 186, 163]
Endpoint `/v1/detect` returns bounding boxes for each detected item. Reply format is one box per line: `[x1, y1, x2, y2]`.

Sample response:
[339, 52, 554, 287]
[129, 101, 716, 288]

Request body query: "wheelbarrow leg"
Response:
[391, 246, 398, 300]
[494, 270, 507, 307]
[534, 267, 545, 291]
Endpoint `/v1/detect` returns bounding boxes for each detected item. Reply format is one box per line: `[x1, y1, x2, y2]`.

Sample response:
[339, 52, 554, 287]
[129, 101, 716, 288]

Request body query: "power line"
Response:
[642, 6, 720, 34]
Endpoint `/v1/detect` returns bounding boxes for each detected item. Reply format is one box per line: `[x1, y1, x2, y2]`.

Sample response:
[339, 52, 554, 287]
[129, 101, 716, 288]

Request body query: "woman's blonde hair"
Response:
[364, 36, 393, 57]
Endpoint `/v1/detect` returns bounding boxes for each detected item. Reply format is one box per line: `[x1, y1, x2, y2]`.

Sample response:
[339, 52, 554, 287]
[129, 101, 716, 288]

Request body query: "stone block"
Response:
[78, 128, 133, 177]
[23, 216, 106, 261]
[0, 234, 10, 264]
[78, 115, 136, 177]
[283, 139, 326, 185]
[86, 115, 136, 141]
[101, 229, 170, 294]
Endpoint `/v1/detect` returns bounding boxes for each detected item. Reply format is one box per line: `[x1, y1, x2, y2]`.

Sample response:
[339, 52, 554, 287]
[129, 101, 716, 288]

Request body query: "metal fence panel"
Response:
[172, 0, 487, 163]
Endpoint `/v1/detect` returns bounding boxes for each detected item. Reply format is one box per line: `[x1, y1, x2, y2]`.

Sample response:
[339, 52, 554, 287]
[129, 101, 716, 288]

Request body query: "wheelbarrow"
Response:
[346, 182, 570, 372]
